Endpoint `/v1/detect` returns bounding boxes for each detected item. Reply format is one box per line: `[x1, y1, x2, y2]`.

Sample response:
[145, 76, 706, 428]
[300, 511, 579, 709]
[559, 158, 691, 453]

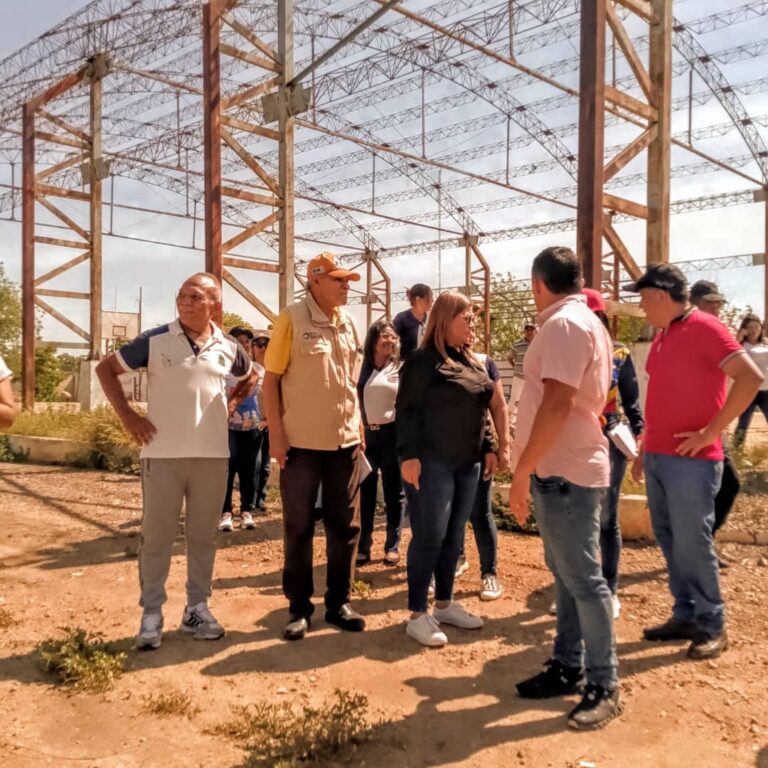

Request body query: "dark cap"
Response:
[690, 279, 726, 304]
[623, 263, 687, 296]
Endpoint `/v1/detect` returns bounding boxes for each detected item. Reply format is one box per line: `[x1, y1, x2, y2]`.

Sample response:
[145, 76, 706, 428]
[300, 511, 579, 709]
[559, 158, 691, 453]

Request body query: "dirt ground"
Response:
[0, 463, 767, 768]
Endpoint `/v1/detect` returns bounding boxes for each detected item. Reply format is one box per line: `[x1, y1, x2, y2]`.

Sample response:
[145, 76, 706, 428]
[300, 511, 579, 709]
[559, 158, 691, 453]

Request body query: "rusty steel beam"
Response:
[278, 0, 295, 310]
[89, 58, 104, 359]
[576, 0, 606, 289]
[21, 103, 35, 409]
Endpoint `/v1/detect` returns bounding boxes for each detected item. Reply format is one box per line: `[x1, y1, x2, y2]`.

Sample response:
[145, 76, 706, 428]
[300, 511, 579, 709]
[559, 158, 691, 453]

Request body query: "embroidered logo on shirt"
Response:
[218, 353, 226, 367]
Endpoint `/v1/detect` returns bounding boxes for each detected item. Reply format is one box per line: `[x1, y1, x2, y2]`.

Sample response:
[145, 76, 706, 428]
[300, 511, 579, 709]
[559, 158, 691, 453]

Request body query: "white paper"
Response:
[358, 450, 373, 484]
[607, 422, 638, 459]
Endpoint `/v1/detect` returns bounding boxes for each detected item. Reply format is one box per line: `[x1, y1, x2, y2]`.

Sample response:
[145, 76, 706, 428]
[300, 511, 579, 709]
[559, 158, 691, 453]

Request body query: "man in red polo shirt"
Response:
[627, 264, 761, 660]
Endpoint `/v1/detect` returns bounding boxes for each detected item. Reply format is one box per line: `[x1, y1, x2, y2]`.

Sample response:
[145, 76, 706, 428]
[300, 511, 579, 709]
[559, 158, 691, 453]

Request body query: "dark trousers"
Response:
[714, 448, 740, 534]
[280, 445, 361, 617]
[600, 441, 628, 594]
[359, 423, 405, 556]
[222, 429, 263, 513]
[255, 429, 271, 506]
[459, 476, 498, 576]
[735, 390, 768, 449]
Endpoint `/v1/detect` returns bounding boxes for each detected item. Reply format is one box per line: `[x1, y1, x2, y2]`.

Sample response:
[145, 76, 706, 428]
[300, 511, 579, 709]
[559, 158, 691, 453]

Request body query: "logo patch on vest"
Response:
[303, 331, 323, 340]
[218, 353, 226, 367]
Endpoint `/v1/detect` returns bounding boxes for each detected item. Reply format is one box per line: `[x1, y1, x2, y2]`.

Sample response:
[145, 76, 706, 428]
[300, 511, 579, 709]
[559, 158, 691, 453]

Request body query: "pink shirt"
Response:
[513, 294, 612, 488]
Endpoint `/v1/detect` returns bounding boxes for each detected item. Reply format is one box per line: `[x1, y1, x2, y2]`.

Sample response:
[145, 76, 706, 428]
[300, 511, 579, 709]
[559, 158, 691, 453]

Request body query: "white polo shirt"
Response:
[117, 319, 251, 459]
[0, 355, 11, 382]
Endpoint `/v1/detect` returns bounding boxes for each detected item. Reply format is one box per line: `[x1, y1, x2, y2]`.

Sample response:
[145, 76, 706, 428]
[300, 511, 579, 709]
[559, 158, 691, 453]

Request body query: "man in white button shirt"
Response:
[97, 273, 257, 650]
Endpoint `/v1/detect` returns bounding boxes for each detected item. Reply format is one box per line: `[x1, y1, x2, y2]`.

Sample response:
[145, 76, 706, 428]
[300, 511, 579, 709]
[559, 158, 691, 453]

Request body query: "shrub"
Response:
[143, 690, 200, 719]
[38, 627, 127, 692]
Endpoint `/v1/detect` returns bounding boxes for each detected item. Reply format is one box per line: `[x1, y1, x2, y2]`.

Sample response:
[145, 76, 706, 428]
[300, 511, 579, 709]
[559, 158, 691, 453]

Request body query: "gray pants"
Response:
[139, 458, 229, 612]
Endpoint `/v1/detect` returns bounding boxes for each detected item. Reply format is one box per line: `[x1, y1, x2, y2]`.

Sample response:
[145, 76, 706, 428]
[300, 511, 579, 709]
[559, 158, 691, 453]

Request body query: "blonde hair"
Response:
[422, 291, 482, 368]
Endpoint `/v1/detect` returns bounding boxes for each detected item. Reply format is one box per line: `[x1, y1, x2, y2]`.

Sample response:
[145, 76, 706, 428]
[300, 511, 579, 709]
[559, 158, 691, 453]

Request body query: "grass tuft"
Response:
[38, 627, 127, 692]
[143, 690, 200, 719]
[212, 688, 386, 768]
[352, 579, 373, 599]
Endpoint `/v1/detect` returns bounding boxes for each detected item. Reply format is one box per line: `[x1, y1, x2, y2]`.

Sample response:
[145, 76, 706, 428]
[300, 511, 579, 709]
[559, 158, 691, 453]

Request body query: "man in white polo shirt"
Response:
[97, 273, 256, 650]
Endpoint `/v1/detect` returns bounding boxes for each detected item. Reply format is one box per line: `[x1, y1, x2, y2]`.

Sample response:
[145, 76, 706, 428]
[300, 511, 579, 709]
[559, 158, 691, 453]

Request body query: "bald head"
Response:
[177, 272, 222, 333]
[182, 272, 222, 302]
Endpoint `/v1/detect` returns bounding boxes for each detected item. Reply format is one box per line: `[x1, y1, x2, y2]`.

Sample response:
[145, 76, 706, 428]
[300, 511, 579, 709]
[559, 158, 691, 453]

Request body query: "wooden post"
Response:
[647, 0, 672, 264]
[365, 251, 373, 329]
[576, 0, 606, 288]
[21, 103, 36, 409]
[202, 1, 223, 291]
[278, 0, 295, 310]
[764, 194, 768, 324]
[89, 62, 103, 359]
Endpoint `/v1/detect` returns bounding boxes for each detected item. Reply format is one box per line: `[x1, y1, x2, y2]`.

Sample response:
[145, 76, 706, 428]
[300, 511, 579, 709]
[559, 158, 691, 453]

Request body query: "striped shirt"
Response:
[510, 338, 531, 379]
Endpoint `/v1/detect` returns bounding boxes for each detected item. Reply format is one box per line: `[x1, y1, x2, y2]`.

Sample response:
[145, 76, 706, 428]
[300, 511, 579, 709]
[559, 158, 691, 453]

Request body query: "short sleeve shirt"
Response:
[513, 295, 612, 488]
[0, 354, 11, 382]
[744, 341, 768, 391]
[116, 319, 251, 459]
[644, 309, 743, 460]
[393, 310, 425, 361]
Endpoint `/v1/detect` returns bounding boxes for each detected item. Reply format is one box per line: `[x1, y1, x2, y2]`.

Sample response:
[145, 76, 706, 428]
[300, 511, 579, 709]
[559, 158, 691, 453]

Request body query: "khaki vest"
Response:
[280, 293, 362, 450]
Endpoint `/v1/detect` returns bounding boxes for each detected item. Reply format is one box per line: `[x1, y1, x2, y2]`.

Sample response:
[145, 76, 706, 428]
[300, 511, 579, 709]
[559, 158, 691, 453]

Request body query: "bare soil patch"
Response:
[0, 463, 766, 767]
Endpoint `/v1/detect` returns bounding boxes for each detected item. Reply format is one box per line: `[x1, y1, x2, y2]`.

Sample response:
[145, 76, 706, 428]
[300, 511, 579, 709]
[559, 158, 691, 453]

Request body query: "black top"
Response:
[393, 309, 425, 361]
[396, 343, 494, 464]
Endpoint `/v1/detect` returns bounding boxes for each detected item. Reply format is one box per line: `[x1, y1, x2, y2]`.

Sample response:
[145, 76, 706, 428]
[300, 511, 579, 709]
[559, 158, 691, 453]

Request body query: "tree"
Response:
[222, 311, 250, 333]
[480, 273, 536, 358]
[34, 346, 64, 401]
[0, 262, 22, 376]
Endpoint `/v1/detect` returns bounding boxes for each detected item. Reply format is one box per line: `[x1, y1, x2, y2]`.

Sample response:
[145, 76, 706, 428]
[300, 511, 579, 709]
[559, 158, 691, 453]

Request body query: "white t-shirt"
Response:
[116, 319, 252, 459]
[0, 355, 11, 382]
[744, 341, 768, 391]
[363, 360, 400, 426]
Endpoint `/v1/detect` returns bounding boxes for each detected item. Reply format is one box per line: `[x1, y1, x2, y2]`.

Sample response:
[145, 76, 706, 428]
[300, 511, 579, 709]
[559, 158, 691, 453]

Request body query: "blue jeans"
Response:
[644, 452, 725, 635]
[459, 476, 498, 576]
[600, 441, 628, 594]
[359, 423, 405, 556]
[404, 454, 481, 612]
[531, 475, 617, 690]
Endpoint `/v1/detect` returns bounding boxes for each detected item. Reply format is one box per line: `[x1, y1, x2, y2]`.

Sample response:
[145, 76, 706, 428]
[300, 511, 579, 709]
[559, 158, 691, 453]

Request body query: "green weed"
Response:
[143, 690, 200, 719]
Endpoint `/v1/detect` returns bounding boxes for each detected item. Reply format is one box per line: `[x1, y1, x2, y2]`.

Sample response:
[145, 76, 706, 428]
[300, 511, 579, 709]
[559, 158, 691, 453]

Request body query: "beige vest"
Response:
[280, 293, 362, 450]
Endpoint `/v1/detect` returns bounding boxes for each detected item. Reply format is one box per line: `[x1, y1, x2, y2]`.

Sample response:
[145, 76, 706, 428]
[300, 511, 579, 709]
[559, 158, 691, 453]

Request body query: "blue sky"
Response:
[0, 1, 766, 341]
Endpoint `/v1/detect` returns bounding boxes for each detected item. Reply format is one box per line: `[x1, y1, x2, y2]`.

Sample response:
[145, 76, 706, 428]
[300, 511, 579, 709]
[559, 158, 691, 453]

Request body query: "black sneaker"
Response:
[516, 659, 585, 699]
[567, 684, 623, 731]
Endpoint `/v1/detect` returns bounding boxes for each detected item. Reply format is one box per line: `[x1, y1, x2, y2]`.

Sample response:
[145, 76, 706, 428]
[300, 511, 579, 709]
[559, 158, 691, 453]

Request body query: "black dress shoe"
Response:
[688, 631, 728, 660]
[283, 615, 311, 641]
[355, 552, 371, 567]
[643, 617, 697, 641]
[325, 604, 366, 632]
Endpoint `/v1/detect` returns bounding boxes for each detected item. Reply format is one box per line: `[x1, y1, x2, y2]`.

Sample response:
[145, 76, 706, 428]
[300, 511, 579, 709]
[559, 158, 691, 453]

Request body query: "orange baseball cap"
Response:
[306, 252, 361, 282]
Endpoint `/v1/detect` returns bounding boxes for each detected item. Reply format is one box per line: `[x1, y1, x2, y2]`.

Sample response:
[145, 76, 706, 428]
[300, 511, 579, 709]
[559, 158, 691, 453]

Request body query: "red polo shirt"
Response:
[644, 308, 744, 460]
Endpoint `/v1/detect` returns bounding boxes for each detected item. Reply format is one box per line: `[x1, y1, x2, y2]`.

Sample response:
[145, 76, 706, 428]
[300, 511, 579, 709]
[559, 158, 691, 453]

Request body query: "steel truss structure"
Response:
[1, 0, 768, 404]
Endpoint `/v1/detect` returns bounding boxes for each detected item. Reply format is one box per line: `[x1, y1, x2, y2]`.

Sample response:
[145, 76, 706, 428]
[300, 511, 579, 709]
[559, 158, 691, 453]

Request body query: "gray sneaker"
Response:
[137, 611, 163, 650]
[180, 602, 225, 640]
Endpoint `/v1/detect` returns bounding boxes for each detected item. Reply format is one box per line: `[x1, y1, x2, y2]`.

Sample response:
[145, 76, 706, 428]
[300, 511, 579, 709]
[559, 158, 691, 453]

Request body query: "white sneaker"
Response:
[406, 614, 447, 647]
[218, 513, 234, 532]
[455, 556, 469, 579]
[241, 511, 255, 530]
[137, 611, 163, 650]
[433, 601, 484, 629]
[611, 593, 621, 619]
[480, 574, 503, 601]
[180, 602, 225, 640]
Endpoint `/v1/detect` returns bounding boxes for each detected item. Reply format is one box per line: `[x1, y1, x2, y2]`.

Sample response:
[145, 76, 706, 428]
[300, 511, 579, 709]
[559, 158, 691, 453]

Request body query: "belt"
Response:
[366, 422, 394, 431]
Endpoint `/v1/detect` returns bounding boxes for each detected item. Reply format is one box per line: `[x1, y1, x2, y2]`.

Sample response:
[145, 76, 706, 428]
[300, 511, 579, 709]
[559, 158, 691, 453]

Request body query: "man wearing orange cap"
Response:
[262, 252, 366, 641]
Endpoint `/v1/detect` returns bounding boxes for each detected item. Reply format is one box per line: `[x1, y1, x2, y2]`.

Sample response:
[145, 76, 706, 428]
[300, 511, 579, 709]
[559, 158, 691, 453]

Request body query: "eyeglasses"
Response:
[458, 313, 476, 325]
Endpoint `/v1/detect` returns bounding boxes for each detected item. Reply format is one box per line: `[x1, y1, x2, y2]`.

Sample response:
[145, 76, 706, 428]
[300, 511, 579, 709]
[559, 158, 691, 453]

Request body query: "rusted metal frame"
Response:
[21, 103, 35, 409]
[89, 58, 104, 359]
[221, 76, 280, 111]
[221, 185, 278, 207]
[221, 210, 282, 253]
[34, 235, 89, 249]
[115, 64, 203, 94]
[221, 11, 279, 63]
[222, 256, 280, 273]
[603, 193, 649, 219]
[278, 0, 295, 310]
[34, 296, 90, 341]
[576, 0, 606, 289]
[376, 0, 578, 100]
[296, 119, 577, 211]
[203, 0, 223, 291]
[469, 242, 491, 354]
[219, 43, 280, 73]
[647, 0, 672, 263]
[613, 0, 656, 24]
[221, 128, 281, 195]
[37, 289, 91, 300]
[35, 251, 92, 286]
[603, 215, 643, 279]
[34, 130, 88, 150]
[604, 85, 657, 121]
[34, 183, 90, 201]
[364, 251, 391, 326]
[36, 196, 91, 242]
[606, 1, 651, 101]
[37, 109, 90, 142]
[28, 64, 90, 111]
[221, 115, 280, 140]
[292, 0, 403, 86]
[34, 154, 82, 182]
[221, 268, 277, 322]
[603, 126, 656, 183]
